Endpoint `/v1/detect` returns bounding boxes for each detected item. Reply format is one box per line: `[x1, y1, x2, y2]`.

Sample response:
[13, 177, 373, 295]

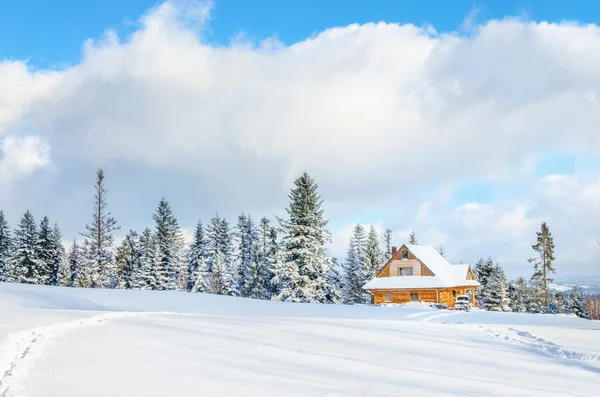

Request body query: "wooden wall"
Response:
[376, 245, 435, 278]
[372, 287, 478, 306]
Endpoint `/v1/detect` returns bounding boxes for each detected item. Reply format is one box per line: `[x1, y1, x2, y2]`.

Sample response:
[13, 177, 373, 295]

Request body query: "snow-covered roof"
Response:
[363, 244, 480, 291]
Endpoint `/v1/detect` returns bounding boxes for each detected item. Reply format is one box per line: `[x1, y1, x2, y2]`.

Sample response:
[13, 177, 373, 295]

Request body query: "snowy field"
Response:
[1, 283, 599, 396]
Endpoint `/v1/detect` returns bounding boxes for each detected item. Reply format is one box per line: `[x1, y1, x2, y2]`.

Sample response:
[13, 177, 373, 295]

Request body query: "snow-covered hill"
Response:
[1, 282, 599, 396]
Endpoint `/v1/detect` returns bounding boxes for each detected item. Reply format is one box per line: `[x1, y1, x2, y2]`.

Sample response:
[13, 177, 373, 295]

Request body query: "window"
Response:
[401, 251, 408, 260]
[385, 294, 391, 302]
[399, 267, 413, 276]
[410, 293, 419, 302]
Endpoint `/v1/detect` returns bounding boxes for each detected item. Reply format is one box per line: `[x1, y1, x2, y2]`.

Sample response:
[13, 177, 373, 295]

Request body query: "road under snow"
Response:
[0, 283, 599, 396]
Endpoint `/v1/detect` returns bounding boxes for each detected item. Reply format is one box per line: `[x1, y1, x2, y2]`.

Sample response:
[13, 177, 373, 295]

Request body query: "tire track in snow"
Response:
[405, 310, 459, 323]
[0, 311, 148, 397]
[481, 326, 600, 374]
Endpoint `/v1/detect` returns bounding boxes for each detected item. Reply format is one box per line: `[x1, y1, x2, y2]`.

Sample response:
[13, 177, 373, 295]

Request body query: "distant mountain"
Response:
[549, 275, 600, 295]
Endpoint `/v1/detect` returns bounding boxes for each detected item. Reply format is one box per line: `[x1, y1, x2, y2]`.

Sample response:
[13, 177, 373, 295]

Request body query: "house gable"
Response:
[376, 244, 436, 278]
[467, 266, 475, 280]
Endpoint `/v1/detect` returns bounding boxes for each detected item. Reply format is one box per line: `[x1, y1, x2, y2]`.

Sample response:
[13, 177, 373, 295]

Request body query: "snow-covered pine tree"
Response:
[569, 286, 591, 319]
[152, 198, 185, 291]
[253, 217, 278, 299]
[49, 222, 66, 286]
[364, 225, 384, 282]
[187, 220, 208, 292]
[528, 222, 556, 309]
[343, 224, 367, 304]
[191, 257, 210, 293]
[62, 239, 80, 287]
[325, 257, 344, 304]
[206, 214, 235, 295]
[473, 257, 494, 308]
[273, 172, 332, 303]
[35, 216, 54, 285]
[234, 214, 259, 297]
[508, 277, 528, 313]
[382, 229, 392, 258]
[73, 240, 95, 288]
[80, 169, 120, 288]
[136, 227, 158, 290]
[114, 239, 133, 289]
[482, 264, 511, 311]
[13, 210, 44, 284]
[408, 229, 418, 245]
[0, 210, 12, 282]
[210, 251, 234, 295]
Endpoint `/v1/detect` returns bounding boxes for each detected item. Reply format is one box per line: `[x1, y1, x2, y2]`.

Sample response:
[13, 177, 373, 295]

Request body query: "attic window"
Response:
[385, 294, 391, 302]
[401, 251, 408, 260]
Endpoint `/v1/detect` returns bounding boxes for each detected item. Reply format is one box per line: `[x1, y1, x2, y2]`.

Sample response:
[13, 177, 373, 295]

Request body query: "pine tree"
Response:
[273, 172, 332, 303]
[364, 225, 384, 281]
[569, 286, 591, 319]
[49, 222, 65, 286]
[473, 257, 495, 308]
[382, 229, 393, 258]
[136, 227, 158, 290]
[482, 265, 511, 311]
[0, 210, 12, 282]
[191, 257, 210, 293]
[80, 169, 120, 288]
[36, 216, 54, 285]
[408, 229, 418, 245]
[508, 277, 528, 313]
[152, 198, 185, 291]
[13, 210, 43, 284]
[528, 222, 556, 309]
[210, 251, 233, 295]
[206, 214, 234, 294]
[235, 214, 258, 297]
[438, 245, 446, 259]
[255, 217, 278, 298]
[114, 239, 133, 289]
[187, 220, 208, 291]
[325, 257, 344, 304]
[343, 224, 367, 304]
[73, 240, 95, 288]
[64, 239, 81, 287]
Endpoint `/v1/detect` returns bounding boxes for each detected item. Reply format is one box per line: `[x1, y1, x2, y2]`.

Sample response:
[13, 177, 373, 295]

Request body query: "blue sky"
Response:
[3, 0, 600, 68]
[2, 0, 600, 279]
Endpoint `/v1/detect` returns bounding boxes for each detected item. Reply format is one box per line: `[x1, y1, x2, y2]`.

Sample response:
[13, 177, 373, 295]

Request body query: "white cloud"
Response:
[1, 1, 600, 279]
[0, 135, 50, 184]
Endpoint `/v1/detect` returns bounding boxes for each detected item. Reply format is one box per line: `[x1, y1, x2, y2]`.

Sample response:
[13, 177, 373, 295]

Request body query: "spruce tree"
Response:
[382, 229, 392, 258]
[482, 265, 511, 311]
[569, 286, 591, 319]
[36, 216, 54, 284]
[273, 172, 332, 303]
[210, 251, 233, 295]
[408, 229, 418, 245]
[528, 222, 556, 309]
[49, 222, 65, 286]
[438, 245, 446, 259]
[235, 214, 258, 297]
[325, 257, 344, 304]
[343, 224, 367, 304]
[508, 277, 528, 313]
[13, 210, 43, 284]
[80, 169, 120, 288]
[73, 240, 95, 288]
[114, 239, 134, 289]
[136, 227, 158, 290]
[152, 198, 185, 291]
[364, 225, 383, 281]
[473, 257, 495, 308]
[187, 220, 208, 291]
[0, 210, 12, 282]
[64, 239, 81, 287]
[191, 257, 210, 293]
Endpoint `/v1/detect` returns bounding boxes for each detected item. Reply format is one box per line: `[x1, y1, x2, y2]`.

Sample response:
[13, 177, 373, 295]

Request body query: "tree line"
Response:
[473, 222, 591, 319]
[0, 169, 596, 318]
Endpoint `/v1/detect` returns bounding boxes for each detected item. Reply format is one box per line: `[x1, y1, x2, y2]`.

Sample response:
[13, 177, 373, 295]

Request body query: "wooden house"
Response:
[363, 244, 479, 307]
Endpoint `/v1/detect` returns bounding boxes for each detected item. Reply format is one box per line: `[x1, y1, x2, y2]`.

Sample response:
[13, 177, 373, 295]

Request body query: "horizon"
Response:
[2, 0, 600, 281]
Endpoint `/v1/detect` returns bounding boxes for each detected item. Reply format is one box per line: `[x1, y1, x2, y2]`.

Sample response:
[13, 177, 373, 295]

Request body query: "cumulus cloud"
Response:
[0, 135, 50, 184]
[1, 0, 599, 278]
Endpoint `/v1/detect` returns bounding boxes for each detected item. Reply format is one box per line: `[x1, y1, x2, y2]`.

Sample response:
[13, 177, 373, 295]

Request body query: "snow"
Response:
[1, 282, 599, 396]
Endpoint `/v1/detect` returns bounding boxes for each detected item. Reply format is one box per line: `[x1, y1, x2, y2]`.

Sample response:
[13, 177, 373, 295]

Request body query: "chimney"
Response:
[391, 246, 397, 255]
